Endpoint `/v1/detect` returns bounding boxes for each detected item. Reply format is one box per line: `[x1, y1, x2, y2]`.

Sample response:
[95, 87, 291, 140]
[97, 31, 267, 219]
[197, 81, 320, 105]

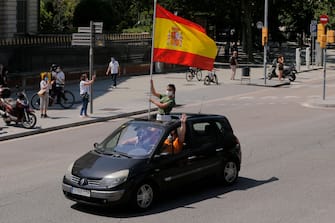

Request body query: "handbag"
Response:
[81, 92, 89, 99]
[38, 89, 46, 96]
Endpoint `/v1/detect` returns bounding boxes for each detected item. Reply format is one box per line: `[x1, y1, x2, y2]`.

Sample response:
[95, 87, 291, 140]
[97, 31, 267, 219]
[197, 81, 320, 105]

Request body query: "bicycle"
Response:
[185, 67, 202, 81]
[30, 89, 75, 110]
[204, 70, 219, 85]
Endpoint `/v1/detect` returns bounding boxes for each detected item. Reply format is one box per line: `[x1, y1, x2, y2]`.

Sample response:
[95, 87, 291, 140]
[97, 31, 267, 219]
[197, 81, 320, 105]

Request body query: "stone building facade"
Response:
[0, 0, 39, 38]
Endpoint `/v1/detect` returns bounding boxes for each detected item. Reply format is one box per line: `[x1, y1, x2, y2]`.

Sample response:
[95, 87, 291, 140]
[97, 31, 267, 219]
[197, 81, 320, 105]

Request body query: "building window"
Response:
[17, 0, 27, 34]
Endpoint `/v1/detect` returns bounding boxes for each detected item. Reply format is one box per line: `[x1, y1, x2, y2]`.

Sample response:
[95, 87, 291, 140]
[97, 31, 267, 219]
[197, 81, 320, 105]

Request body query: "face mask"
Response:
[56, 68, 60, 72]
[166, 91, 173, 96]
[44, 77, 48, 81]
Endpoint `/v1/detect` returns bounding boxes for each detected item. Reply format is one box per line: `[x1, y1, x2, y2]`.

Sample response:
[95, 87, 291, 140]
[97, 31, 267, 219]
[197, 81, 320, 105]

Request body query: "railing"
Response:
[0, 33, 152, 47]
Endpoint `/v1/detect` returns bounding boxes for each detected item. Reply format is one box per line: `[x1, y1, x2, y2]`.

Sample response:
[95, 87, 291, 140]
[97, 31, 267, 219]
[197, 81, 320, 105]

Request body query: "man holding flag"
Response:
[149, 1, 218, 116]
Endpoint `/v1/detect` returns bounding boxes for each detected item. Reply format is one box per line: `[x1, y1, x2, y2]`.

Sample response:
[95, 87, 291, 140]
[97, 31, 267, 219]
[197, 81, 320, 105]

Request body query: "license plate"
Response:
[71, 187, 91, 197]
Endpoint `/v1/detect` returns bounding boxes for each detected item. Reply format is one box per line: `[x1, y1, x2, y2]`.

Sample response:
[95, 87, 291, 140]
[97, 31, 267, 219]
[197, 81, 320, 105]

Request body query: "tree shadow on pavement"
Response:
[71, 176, 279, 218]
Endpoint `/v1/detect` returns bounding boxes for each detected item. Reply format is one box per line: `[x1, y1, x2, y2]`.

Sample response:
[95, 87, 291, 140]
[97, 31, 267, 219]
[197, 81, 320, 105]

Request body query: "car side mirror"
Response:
[93, 142, 100, 149]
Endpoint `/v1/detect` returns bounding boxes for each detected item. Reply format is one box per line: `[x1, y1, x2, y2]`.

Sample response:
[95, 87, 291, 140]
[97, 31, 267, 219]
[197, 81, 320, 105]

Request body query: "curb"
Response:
[0, 109, 151, 142]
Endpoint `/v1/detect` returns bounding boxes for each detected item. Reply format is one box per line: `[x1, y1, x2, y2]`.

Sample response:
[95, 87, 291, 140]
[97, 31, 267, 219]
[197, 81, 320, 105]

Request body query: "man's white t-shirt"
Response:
[109, 60, 119, 74]
[56, 71, 65, 86]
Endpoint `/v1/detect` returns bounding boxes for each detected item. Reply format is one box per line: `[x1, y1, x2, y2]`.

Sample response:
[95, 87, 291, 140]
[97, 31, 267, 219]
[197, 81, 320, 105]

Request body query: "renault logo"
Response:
[79, 178, 88, 186]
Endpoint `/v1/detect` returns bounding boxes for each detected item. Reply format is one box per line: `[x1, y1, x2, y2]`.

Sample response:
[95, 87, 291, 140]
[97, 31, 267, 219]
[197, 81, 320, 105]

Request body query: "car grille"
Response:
[71, 175, 101, 186]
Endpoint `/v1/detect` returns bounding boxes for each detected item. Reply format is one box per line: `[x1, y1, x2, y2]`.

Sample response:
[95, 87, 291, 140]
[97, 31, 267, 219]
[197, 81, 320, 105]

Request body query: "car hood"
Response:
[72, 150, 144, 179]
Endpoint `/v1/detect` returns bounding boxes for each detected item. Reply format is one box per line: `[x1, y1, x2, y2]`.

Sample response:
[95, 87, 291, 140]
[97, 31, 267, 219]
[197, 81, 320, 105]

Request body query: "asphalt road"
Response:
[1, 74, 335, 223]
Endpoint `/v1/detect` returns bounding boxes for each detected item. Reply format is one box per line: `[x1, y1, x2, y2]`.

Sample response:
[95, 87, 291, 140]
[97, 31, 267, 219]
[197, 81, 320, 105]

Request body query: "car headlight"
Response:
[100, 169, 129, 189]
[64, 162, 74, 181]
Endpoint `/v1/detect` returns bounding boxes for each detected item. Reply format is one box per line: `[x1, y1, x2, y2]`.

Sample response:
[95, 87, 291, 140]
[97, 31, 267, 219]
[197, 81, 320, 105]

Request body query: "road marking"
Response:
[284, 96, 300, 99]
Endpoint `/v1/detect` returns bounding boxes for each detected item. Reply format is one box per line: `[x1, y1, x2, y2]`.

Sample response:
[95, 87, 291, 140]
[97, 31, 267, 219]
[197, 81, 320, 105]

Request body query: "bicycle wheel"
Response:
[186, 70, 193, 81]
[204, 76, 210, 85]
[30, 93, 40, 110]
[196, 70, 202, 81]
[59, 90, 75, 109]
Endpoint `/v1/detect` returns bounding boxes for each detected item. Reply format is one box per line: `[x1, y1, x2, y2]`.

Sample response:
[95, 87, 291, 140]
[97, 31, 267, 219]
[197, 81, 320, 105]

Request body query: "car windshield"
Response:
[96, 122, 164, 158]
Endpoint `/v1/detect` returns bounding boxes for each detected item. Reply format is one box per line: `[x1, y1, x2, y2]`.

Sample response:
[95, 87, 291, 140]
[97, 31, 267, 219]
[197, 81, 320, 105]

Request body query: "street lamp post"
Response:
[263, 0, 268, 85]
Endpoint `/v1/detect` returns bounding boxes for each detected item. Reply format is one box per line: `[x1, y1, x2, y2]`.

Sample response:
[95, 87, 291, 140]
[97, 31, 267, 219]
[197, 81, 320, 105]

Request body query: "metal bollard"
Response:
[306, 47, 311, 69]
[295, 48, 301, 72]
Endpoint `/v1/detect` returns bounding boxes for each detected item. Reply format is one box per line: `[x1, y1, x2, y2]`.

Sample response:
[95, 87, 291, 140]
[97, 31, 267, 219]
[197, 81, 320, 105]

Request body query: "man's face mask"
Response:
[166, 90, 173, 96]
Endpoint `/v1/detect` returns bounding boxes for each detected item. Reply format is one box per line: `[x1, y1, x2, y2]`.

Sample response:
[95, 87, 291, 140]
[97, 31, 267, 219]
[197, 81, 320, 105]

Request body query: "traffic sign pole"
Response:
[71, 21, 103, 113]
[319, 15, 328, 100]
[90, 21, 94, 114]
[263, 0, 268, 85]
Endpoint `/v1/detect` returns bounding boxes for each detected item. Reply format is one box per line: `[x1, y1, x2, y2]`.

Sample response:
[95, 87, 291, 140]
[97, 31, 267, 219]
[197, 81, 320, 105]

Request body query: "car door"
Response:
[185, 120, 223, 180]
[150, 124, 204, 190]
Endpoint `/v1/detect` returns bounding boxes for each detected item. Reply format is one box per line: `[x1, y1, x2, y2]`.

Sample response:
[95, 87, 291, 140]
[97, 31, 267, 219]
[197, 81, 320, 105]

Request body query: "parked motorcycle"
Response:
[0, 87, 37, 129]
[268, 58, 297, 81]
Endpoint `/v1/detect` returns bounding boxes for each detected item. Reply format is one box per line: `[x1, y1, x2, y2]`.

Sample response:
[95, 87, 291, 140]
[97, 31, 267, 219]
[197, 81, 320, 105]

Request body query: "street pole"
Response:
[89, 21, 94, 114]
[323, 48, 326, 100]
[263, 0, 268, 85]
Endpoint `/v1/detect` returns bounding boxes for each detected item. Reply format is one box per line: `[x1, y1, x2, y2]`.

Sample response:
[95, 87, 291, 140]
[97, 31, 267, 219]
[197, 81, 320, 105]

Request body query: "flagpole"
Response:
[148, 0, 158, 120]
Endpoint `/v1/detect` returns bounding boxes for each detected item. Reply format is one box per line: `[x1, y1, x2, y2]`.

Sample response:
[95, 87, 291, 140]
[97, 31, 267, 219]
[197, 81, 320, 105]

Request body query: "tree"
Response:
[40, 0, 79, 33]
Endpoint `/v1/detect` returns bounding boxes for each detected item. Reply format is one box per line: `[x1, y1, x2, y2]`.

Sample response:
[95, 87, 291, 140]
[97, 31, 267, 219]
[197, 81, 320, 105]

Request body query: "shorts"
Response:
[278, 63, 284, 71]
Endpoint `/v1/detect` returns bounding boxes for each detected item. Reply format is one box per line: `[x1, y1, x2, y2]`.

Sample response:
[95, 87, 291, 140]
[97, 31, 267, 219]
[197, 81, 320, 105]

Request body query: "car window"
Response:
[215, 121, 225, 135]
[193, 122, 209, 135]
[191, 122, 217, 144]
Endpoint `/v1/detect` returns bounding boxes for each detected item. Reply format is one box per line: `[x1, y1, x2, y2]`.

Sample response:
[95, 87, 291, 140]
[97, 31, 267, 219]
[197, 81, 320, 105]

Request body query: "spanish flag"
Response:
[153, 4, 218, 71]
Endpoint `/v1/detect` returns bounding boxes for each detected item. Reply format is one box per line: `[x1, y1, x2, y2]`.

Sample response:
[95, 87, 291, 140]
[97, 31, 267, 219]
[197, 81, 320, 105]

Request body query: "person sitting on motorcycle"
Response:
[276, 54, 284, 81]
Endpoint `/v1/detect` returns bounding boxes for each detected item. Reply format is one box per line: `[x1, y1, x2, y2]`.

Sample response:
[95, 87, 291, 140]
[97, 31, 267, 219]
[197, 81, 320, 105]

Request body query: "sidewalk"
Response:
[0, 63, 333, 141]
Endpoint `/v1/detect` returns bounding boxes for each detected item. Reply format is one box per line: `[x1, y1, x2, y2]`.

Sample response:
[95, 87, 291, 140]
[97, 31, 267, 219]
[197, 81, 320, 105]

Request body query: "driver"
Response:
[122, 126, 161, 147]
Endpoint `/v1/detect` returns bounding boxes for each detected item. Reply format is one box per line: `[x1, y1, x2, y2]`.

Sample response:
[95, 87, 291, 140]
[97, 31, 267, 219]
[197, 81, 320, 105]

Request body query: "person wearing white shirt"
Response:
[105, 57, 120, 88]
[79, 73, 96, 118]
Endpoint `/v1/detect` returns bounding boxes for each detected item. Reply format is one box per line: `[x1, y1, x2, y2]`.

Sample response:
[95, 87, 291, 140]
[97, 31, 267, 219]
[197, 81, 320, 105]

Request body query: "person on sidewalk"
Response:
[276, 54, 284, 81]
[79, 73, 96, 118]
[229, 50, 238, 80]
[54, 65, 66, 103]
[39, 73, 53, 118]
[105, 57, 120, 88]
[0, 64, 8, 87]
[149, 79, 176, 117]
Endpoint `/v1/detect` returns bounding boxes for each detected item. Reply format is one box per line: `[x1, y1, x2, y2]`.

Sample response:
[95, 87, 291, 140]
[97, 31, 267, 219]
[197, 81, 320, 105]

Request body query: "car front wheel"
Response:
[222, 160, 238, 185]
[133, 182, 155, 210]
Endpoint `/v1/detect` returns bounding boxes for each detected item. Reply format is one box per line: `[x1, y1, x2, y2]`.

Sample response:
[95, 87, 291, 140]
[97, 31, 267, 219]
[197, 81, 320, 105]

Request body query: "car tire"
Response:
[222, 160, 238, 185]
[132, 182, 155, 210]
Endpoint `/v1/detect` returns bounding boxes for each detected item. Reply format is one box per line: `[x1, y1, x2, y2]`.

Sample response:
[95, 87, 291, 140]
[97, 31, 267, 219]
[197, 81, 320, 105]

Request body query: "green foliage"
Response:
[40, 0, 79, 33]
[40, 0, 335, 52]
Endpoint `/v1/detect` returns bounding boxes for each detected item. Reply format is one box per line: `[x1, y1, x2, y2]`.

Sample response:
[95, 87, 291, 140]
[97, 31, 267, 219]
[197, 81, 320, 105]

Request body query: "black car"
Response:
[62, 113, 241, 210]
